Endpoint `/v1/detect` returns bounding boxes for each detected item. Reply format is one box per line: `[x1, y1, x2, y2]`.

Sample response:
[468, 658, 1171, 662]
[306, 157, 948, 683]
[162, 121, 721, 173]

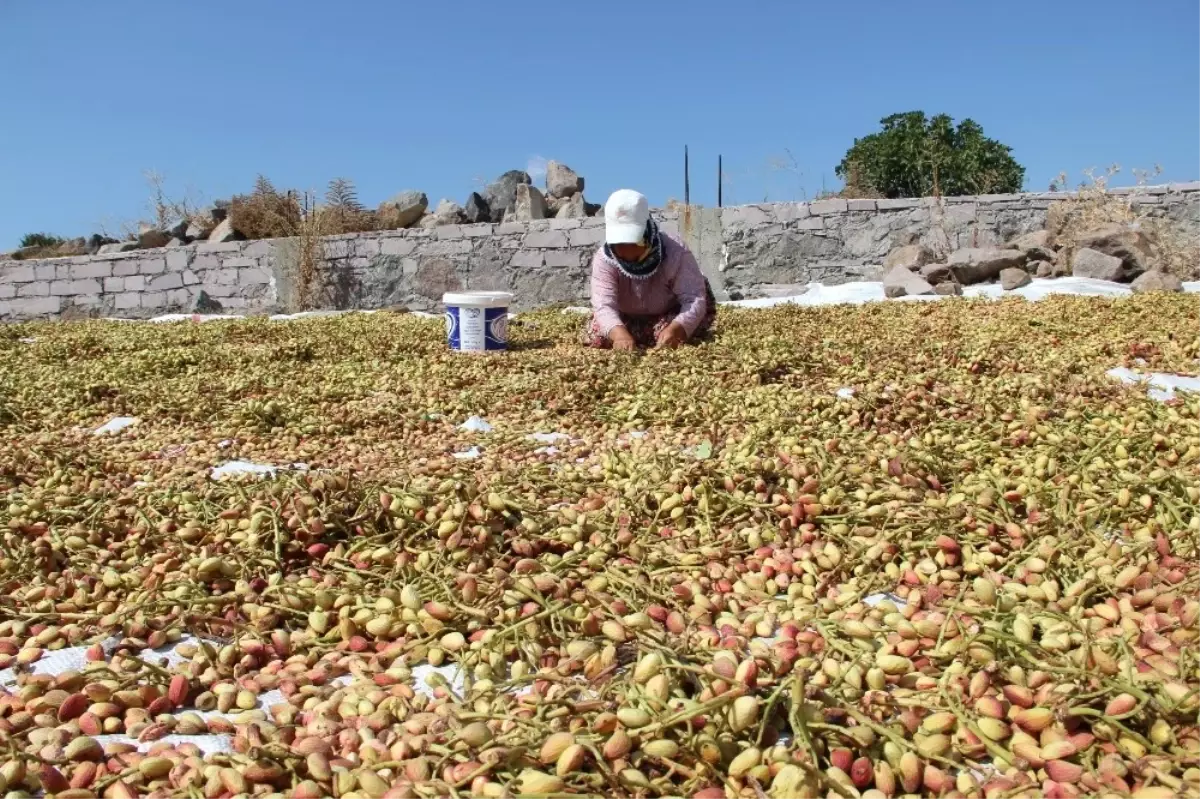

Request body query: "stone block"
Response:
[3, 265, 35, 282]
[207, 269, 239, 286]
[69, 260, 110, 279]
[200, 283, 237, 299]
[124, 275, 146, 292]
[523, 230, 569, 248]
[809, 199, 849, 215]
[140, 291, 166, 308]
[166, 249, 190, 270]
[548, 218, 582, 230]
[148, 272, 184, 291]
[189, 254, 220, 271]
[355, 238, 381, 256]
[568, 227, 605, 248]
[18, 283, 49, 297]
[103, 277, 125, 293]
[112, 261, 140, 277]
[239, 269, 272, 285]
[56, 264, 71, 279]
[195, 241, 241, 253]
[113, 293, 141, 310]
[166, 288, 191, 306]
[14, 296, 62, 315]
[381, 238, 418, 256]
[140, 258, 167, 275]
[461, 224, 494, 238]
[435, 225, 463, 240]
[220, 256, 258, 269]
[496, 222, 527, 235]
[794, 217, 825, 231]
[34, 264, 57, 281]
[773, 203, 811, 222]
[544, 250, 583, 268]
[422, 239, 472, 256]
[182, 270, 201, 286]
[50, 279, 102, 296]
[0, 284, 13, 299]
[877, 198, 921, 210]
[242, 240, 274, 257]
[722, 205, 772, 228]
[509, 250, 545, 268]
[847, 199, 877, 212]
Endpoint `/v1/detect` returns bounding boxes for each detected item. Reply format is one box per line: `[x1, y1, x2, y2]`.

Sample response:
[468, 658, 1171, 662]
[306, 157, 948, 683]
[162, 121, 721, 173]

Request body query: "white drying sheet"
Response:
[1107, 367, 1200, 402]
[0, 634, 426, 757]
[722, 276, 1197, 309]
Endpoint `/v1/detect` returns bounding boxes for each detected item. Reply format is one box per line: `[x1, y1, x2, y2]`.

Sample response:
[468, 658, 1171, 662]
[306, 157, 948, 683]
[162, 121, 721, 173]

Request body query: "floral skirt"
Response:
[582, 279, 717, 349]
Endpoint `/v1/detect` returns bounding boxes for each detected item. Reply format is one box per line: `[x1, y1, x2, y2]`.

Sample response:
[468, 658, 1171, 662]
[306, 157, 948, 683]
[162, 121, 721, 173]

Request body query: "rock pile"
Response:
[412, 161, 600, 228]
[882, 220, 1185, 296]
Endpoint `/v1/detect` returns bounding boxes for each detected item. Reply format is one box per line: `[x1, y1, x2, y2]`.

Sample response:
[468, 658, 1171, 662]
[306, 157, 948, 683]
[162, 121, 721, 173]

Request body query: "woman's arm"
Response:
[667, 241, 708, 337]
[589, 251, 626, 338]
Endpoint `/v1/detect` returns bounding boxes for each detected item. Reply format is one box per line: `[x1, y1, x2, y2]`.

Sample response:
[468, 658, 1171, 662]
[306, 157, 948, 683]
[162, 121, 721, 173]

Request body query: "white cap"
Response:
[604, 189, 650, 244]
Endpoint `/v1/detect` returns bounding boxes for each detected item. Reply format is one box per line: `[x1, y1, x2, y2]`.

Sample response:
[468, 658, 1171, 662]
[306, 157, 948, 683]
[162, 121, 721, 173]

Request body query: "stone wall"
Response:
[3, 183, 1197, 321]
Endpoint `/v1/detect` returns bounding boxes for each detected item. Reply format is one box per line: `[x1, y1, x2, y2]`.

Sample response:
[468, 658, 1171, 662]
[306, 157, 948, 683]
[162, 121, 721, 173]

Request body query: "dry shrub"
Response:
[229, 176, 303, 239]
[1047, 165, 1199, 280]
[11, 238, 90, 260]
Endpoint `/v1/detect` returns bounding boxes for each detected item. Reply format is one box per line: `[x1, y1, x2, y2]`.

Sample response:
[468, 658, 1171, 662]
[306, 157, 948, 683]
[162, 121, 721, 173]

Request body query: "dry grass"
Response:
[10, 239, 91, 260]
[1047, 165, 1199, 280]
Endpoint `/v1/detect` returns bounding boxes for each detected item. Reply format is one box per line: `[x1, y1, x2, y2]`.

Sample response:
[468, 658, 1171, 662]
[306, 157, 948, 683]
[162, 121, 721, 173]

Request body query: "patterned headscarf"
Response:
[602, 218, 664, 280]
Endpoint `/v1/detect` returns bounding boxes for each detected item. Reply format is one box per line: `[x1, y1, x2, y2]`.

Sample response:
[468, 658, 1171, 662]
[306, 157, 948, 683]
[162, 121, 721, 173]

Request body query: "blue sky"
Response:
[2, 0, 1197, 248]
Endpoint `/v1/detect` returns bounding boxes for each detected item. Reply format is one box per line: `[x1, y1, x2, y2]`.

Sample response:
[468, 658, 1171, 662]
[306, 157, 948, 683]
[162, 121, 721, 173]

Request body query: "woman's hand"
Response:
[610, 326, 636, 351]
[655, 322, 686, 349]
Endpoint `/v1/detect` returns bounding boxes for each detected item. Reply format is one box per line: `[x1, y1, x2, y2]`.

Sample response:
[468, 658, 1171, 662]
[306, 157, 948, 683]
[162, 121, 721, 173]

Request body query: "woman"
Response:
[583, 189, 716, 350]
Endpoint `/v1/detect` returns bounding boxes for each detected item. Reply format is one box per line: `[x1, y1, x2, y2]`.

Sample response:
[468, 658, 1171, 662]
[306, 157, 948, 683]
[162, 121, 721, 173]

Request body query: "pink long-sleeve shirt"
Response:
[589, 233, 709, 338]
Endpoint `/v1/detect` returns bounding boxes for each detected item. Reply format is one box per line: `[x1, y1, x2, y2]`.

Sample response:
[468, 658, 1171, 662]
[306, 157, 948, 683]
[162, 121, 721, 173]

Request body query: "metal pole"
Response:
[684, 145, 690, 206]
[718, 155, 723, 207]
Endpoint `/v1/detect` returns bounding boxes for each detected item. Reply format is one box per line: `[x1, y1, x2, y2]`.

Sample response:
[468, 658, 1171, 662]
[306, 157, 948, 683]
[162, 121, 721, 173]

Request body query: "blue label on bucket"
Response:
[446, 306, 508, 351]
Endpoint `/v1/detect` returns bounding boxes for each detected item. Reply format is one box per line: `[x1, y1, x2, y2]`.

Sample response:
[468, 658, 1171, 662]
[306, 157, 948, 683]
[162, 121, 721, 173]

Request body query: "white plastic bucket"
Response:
[443, 292, 512, 352]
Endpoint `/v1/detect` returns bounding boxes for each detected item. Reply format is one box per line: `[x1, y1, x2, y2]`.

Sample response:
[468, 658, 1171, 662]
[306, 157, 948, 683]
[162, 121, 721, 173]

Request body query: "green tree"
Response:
[836, 112, 1025, 198]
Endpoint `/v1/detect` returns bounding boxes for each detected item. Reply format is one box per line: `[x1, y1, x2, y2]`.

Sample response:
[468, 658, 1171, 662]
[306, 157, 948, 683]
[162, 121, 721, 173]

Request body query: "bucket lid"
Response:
[443, 291, 513, 308]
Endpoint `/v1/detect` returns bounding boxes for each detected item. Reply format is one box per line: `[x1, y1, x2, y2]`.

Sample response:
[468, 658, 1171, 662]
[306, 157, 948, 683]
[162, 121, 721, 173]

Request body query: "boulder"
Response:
[208, 219, 237, 243]
[98, 242, 137, 254]
[166, 238, 185, 248]
[1032, 260, 1054, 278]
[210, 203, 229, 224]
[556, 193, 587, 219]
[1130, 270, 1184, 293]
[584, 201, 602, 217]
[934, 282, 963, 296]
[1009, 229, 1055, 252]
[1052, 260, 1071, 278]
[1073, 223, 1155, 277]
[883, 244, 934, 271]
[546, 161, 584, 199]
[883, 265, 935, 298]
[544, 194, 567, 215]
[483, 170, 532, 223]
[509, 184, 547, 221]
[378, 191, 428, 230]
[1000, 267, 1032, 291]
[87, 233, 118, 254]
[919, 264, 955, 284]
[1071, 248, 1125, 282]
[430, 199, 466, 225]
[463, 192, 492, 224]
[948, 248, 1026, 284]
[137, 227, 171, 249]
[185, 220, 212, 241]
